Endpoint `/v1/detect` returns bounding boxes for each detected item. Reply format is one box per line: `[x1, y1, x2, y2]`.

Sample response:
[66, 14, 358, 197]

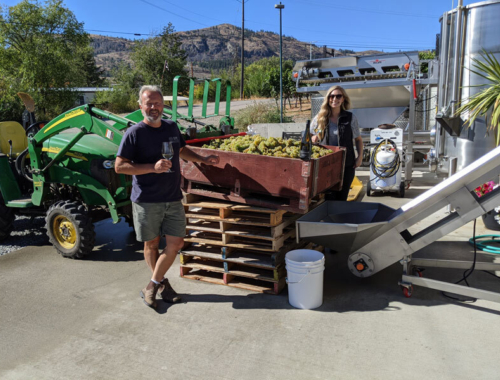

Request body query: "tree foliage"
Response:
[94, 62, 141, 113]
[0, 0, 104, 121]
[260, 59, 295, 104]
[418, 50, 435, 73]
[97, 23, 189, 112]
[131, 23, 188, 95]
[191, 56, 296, 102]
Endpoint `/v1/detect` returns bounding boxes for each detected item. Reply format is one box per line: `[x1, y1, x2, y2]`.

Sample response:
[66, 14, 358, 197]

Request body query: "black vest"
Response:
[319, 111, 355, 167]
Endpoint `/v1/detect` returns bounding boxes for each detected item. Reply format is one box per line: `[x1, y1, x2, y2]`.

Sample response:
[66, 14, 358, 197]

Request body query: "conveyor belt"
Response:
[297, 145, 500, 302]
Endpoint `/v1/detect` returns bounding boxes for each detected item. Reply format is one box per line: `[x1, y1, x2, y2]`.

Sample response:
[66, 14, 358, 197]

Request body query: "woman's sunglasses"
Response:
[329, 94, 343, 100]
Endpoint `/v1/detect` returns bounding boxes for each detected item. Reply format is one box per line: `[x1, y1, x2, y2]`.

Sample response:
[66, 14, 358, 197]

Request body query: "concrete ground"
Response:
[1, 169, 500, 379]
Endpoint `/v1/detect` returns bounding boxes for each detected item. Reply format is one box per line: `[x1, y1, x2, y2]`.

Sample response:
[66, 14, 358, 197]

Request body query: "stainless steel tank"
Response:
[437, 0, 500, 172]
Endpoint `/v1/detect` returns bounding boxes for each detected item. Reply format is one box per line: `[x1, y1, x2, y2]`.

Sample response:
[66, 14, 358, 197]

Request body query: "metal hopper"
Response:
[295, 145, 500, 302]
[296, 201, 397, 254]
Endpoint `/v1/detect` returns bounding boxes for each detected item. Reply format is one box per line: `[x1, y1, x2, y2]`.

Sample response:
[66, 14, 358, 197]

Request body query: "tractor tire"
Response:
[46, 200, 95, 259]
[0, 194, 15, 242]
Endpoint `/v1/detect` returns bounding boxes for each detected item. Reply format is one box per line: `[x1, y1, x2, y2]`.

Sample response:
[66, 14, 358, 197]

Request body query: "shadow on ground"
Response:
[150, 240, 500, 316]
[86, 218, 144, 262]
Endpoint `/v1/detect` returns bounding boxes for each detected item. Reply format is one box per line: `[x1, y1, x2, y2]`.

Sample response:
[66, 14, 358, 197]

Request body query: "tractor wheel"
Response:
[0, 194, 15, 242]
[46, 200, 95, 259]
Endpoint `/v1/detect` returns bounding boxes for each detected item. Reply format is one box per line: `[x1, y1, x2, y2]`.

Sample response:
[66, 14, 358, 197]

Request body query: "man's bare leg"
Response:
[144, 236, 161, 273]
[152, 235, 184, 282]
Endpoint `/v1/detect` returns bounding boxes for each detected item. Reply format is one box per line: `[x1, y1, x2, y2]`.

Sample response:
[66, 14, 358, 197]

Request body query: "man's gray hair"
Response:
[138, 85, 163, 104]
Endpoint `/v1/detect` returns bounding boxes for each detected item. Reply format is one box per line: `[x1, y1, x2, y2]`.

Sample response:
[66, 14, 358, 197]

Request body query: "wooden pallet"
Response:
[186, 213, 298, 241]
[182, 238, 314, 269]
[180, 194, 324, 294]
[179, 242, 323, 295]
[184, 198, 287, 227]
[184, 197, 323, 250]
[180, 255, 285, 282]
[180, 267, 286, 295]
[184, 227, 295, 252]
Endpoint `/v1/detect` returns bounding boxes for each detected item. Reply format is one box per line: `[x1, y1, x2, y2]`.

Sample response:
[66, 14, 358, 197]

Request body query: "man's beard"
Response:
[142, 109, 161, 123]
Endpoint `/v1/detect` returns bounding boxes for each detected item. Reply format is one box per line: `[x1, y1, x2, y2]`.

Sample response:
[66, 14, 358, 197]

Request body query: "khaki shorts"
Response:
[132, 201, 186, 242]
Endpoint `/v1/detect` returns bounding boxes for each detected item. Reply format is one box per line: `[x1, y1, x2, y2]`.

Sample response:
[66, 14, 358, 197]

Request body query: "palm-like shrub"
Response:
[456, 50, 500, 142]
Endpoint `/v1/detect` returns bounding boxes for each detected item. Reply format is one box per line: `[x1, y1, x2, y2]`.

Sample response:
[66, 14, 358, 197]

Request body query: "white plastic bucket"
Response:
[285, 249, 325, 309]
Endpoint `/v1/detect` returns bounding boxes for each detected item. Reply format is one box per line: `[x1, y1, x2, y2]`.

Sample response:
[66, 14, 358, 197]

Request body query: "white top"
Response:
[310, 114, 361, 140]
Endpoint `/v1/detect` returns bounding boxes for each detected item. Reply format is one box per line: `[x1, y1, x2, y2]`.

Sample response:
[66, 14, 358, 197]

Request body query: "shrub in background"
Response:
[234, 102, 292, 131]
[94, 88, 138, 114]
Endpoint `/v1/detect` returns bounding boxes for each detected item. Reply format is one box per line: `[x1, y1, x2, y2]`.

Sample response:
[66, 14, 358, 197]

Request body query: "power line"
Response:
[138, 0, 209, 27]
[0, 19, 433, 52]
[0, 19, 156, 37]
[244, 19, 433, 44]
[159, 0, 227, 23]
[87, 29, 152, 36]
[0, 8, 434, 46]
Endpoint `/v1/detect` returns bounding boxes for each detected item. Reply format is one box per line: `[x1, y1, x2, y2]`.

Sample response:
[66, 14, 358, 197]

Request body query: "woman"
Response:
[311, 85, 363, 201]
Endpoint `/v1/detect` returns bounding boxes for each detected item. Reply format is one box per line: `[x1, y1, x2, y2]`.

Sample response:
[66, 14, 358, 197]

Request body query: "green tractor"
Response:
[0, 104, 135, 258]
[0, 76, 238, 259]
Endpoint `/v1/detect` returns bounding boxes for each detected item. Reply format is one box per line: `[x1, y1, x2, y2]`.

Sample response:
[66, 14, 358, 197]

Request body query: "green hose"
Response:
[468, 235, 500, 254]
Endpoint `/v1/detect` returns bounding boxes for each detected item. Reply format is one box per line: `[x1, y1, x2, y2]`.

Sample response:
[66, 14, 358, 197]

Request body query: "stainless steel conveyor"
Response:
[296, 145, 500, 302]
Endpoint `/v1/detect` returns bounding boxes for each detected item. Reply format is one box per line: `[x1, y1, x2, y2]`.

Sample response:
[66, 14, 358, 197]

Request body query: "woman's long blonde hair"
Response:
[315, 86, 351, 140]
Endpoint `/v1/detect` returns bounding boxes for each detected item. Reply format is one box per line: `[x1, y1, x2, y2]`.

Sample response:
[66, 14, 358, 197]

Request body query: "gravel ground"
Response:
[0, 216, 49, 256]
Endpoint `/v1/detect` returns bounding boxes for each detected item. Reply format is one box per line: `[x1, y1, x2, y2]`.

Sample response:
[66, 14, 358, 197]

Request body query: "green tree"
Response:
[94, 63, 141, 113]
[0, 0, 104, 120]
[193, 69, 239, 102]
[78, 45, 106, 87]
[243, 57, 294, 99]
[266, 61, 295, 105]
[131, 23, 188, 95]
[419, 50, 435, 73]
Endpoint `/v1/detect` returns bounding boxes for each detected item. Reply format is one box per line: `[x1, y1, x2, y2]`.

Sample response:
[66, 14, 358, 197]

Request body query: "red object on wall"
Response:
[412, 79, 417, 99]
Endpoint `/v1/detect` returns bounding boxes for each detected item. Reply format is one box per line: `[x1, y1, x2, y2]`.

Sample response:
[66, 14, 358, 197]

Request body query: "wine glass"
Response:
[161, 142, 174, 173]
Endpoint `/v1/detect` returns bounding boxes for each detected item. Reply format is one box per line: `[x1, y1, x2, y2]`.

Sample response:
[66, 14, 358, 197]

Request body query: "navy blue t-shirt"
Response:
[117, 120, 186, 203]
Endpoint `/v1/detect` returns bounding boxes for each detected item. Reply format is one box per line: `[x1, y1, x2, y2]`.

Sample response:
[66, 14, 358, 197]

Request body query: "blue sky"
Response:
[3, 0, 481, 52]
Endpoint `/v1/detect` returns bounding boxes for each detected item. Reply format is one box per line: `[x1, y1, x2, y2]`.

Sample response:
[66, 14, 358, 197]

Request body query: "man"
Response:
[115, 85, 219, 309]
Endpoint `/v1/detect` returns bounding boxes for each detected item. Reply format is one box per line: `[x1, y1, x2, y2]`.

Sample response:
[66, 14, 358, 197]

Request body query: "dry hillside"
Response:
[90, 24, 380, 78]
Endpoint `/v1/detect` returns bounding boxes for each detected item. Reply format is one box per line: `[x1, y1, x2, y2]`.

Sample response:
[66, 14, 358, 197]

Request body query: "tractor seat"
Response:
[0, 121, 28, 158]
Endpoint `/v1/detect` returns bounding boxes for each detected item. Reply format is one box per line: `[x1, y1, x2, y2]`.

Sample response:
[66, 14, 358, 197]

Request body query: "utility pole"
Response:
[275, 2, 285, 123]
[309, 41, 317, 60]
[240, 0, 245, 100]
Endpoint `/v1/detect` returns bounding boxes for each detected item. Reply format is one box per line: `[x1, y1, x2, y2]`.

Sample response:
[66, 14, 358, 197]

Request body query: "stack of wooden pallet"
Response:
[180, 195, 323, 295]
